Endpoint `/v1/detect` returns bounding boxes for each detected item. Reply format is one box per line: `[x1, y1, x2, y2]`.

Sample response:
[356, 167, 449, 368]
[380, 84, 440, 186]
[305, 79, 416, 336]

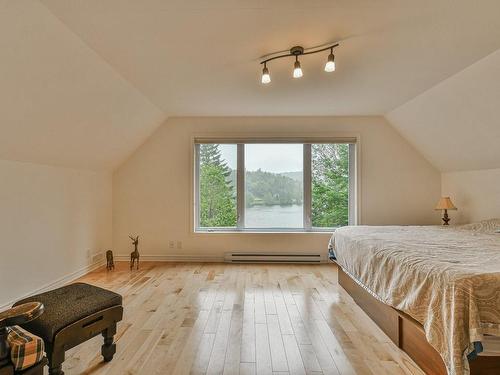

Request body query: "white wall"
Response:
[113, 117, 441, 259]
[441, 168, 500, 224]
[0, 159, 112, 307]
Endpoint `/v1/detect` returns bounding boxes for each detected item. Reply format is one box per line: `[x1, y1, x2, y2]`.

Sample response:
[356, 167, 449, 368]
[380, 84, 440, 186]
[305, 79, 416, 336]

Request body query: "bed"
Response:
[329, 219, 500, 375]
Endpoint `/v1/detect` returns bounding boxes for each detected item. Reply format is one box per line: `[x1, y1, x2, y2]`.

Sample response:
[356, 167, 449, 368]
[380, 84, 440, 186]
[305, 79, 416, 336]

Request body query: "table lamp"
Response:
[435, 197, 457, 225]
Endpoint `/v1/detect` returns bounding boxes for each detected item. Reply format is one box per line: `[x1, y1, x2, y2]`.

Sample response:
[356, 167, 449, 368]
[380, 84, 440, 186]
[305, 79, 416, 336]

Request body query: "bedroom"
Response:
[0, 1, 499, 375]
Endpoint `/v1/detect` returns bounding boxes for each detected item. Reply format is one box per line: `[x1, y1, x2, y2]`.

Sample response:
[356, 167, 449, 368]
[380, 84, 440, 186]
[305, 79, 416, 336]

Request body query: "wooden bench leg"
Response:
[101, 325, 116, 362]
[49, 364, 63, 375]
[47, 345, 65, 375]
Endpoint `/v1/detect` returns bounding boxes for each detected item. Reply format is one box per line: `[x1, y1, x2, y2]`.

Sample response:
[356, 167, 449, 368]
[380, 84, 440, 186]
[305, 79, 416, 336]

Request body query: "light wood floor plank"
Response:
[256, 323, 273, 375]
[206, 309, 232, 374]
[282, 334, 307, 375]
[298, 344, 322, 373]
[268, 315, 289, 372]
[241, 274, 256, 363]
[240, 362, 256, 375]
[223, 300, 243, 375]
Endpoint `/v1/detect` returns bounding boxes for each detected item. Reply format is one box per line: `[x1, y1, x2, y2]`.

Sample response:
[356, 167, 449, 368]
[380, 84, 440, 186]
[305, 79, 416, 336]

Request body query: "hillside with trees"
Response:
[245, 169, 302, 207]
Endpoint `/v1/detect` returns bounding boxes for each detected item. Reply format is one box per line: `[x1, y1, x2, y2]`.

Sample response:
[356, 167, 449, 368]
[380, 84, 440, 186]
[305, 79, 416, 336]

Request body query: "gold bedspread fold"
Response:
[331, 224, 500, 375]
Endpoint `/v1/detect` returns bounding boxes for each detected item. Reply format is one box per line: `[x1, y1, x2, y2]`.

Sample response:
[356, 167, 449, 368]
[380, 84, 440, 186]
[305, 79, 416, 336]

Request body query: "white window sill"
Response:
[194, 227, 336, 234]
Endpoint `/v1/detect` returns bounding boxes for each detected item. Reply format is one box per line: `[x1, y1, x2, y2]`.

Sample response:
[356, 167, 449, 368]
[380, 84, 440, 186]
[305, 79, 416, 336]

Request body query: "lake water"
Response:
[245, 204, 303, 228]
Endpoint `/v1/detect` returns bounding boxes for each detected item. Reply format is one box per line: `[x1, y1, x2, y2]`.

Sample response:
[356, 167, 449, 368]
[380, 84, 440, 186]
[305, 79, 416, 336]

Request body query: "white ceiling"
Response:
[39, 0, 500, 116]
[1, 0, 500, 170]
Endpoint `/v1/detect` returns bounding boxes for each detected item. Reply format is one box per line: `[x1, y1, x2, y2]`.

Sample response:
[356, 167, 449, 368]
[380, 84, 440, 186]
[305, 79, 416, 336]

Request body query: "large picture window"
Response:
[194, 140, 356, 232]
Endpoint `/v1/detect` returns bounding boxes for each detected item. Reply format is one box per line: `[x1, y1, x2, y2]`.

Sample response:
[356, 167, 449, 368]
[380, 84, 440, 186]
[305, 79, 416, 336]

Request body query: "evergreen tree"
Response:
[311, 144, 349, 227]
[199, 144, 231, 177]
[199, 144, 236, 227]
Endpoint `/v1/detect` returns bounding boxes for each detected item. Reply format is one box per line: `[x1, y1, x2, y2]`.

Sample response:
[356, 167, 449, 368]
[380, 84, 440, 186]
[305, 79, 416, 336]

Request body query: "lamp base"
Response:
[442, 209, 450, 225]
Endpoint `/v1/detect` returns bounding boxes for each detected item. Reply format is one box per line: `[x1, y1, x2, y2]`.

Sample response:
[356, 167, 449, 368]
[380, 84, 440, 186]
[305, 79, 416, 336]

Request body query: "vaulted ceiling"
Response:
[1, 0, 499, 171]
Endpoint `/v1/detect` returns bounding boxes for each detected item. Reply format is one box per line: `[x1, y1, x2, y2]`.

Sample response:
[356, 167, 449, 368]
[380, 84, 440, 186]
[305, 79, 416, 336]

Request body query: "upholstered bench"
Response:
[14, 283, 123, 375]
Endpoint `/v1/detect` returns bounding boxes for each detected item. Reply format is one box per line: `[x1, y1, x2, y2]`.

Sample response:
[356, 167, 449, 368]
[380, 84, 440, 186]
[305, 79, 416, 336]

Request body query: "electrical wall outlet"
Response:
[176, 241, 182, 249]
[92, 252, 103, 263]
[169, 241, 175, 249]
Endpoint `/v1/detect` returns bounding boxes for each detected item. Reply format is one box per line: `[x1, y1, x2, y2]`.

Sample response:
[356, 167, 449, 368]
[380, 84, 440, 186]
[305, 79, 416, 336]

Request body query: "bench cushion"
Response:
[7, 326, 45, 371]
[13, 283, 122, 343]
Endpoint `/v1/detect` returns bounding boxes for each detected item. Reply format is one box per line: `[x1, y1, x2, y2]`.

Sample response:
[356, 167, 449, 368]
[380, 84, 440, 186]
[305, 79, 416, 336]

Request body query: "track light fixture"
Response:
[324, 48, 336, 72]
[261, 63, 271, 84]
[293, 56, 303, 78]
[260, 42, 339, 84]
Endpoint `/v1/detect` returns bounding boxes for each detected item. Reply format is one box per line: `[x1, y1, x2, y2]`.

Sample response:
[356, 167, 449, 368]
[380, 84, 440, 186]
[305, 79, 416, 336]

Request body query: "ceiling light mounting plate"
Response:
[290, 46, 304, 56]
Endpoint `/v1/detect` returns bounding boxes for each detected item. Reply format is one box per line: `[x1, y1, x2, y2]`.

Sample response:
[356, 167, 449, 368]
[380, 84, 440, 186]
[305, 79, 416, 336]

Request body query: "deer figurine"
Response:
[129, 235, 140, 270]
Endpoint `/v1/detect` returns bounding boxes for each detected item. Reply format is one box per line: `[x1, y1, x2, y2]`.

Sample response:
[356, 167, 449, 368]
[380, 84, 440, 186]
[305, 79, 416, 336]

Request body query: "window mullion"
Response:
[303, 144, 312, 230]
[237, 144, 245, 229]
[348, 143, 356, 225]
[194, 144, 200, 230]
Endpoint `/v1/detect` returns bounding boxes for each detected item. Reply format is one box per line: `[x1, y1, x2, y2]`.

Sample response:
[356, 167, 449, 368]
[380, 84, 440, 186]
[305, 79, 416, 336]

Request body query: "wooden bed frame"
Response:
[337, 266, 500, 375]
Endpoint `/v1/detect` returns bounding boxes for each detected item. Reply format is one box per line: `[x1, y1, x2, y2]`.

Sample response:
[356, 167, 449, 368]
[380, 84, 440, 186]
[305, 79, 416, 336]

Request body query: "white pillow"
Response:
[457, 218, 500, 234]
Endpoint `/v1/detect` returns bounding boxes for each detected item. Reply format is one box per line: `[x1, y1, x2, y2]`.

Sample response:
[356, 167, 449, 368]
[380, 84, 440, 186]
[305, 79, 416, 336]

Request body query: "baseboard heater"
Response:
[224, 252, 326, 264]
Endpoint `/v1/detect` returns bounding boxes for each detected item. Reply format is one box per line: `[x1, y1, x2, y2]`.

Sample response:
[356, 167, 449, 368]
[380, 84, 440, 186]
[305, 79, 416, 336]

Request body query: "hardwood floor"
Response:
[63, 262, 425, 375]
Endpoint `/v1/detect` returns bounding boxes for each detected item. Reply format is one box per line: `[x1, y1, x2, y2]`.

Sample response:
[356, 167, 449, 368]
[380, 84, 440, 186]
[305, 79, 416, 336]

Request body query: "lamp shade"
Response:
[434, 197, 457, 210]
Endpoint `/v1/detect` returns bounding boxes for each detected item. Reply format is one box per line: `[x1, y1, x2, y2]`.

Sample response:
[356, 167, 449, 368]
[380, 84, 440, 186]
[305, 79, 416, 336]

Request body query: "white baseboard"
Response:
[113, 254, 224, 263]
[0, 259, 106, 312]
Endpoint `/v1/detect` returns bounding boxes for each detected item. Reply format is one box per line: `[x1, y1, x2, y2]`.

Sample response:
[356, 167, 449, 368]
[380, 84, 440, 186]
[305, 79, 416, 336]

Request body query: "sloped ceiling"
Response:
[0, 1, 165, 170]
[40, 0, 500, 116]
[1, 0, 500, 170]
[387, 48, 500, 172]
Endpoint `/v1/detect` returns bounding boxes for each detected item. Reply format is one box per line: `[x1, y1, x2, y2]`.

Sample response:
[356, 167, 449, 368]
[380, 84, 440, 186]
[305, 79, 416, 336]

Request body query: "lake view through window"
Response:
[195, 141, 355, 231]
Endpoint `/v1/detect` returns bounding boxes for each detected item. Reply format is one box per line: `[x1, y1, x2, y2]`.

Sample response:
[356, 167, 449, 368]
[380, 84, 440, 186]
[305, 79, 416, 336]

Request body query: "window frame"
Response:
[193, 137, 358, 233]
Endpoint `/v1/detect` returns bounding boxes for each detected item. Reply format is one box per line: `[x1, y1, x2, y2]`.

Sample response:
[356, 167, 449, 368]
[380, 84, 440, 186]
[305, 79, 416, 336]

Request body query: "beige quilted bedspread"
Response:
[331, 221, 500, 375]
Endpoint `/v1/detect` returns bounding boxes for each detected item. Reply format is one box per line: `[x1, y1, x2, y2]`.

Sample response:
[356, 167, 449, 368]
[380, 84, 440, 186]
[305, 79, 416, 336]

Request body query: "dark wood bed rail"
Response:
[337, 265, 500, 375]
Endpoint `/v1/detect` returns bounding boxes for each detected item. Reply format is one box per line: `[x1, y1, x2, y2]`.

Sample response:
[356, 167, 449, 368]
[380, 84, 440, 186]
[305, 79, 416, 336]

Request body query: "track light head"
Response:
[325, 51, 336, 72]
[293, 58, 303, 78]
[261, 65, 271, 84]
